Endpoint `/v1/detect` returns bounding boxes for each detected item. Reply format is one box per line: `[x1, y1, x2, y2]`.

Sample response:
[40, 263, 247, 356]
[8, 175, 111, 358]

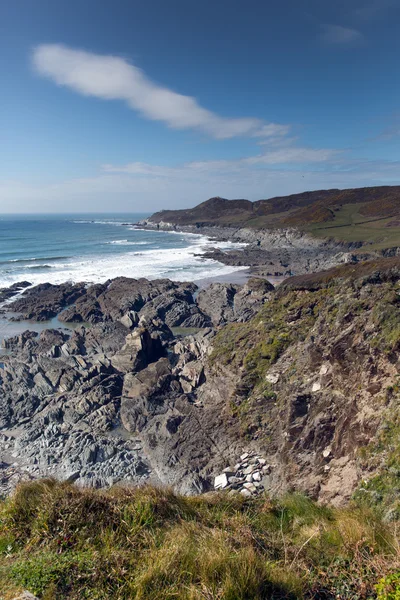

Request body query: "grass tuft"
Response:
[1, 481, 400, 598]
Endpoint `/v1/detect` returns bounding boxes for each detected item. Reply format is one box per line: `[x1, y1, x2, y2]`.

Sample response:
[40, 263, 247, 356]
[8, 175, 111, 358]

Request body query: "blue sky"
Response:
[1, 0, 400, 213]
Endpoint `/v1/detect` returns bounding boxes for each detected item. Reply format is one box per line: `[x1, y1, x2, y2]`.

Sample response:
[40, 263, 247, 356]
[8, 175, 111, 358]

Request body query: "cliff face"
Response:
[2, 261, 400, 514]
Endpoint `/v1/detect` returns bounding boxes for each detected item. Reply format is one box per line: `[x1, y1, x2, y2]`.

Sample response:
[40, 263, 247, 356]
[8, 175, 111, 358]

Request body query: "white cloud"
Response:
[102, 147, 339, 177]
[320, 25, 364, 45]
[32, 44, 288, 140]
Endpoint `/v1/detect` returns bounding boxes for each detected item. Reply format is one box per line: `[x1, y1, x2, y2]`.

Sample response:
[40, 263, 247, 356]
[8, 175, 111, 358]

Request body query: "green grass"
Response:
[1, 480, 400, 599]
[306, 203, 400, 249]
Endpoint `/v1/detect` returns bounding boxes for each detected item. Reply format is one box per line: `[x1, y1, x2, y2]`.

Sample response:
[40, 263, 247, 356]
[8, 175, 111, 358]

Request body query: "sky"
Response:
[1, 0, 400, 213]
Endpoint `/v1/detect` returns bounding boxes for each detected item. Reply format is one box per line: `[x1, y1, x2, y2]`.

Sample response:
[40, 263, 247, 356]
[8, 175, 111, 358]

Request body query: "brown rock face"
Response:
[2, 262, 400, 505]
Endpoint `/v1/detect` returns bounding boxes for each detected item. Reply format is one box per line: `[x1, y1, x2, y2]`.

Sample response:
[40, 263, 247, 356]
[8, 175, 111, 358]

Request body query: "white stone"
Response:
[320, 364, 329, 375]
[244, 465, 255, 475]
[322, 447, 332, 459]
[222, 467, 234, 474]
[243, 482, 256, 492]
[257, 458, 267, 466]
[214, 473, 229, 489]
[240, 452, 249, 461]
[262, 465, 271, 474]
[233, 463, 241, 472]
[240, 488, 252, 497]
[266, 373, 280, 384]
[253, 471, 262, 482]
[245, 473, 253, 482]
[312, 381, 321, 392]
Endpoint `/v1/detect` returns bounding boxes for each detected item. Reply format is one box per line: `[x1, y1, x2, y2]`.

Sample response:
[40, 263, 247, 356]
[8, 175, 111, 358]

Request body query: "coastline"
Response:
[0, 217, 349, 344]
[135, 218, 362, 279]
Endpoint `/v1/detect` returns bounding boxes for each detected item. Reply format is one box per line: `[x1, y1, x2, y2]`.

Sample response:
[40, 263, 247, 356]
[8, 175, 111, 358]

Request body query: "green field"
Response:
[306, 203, 400, 250]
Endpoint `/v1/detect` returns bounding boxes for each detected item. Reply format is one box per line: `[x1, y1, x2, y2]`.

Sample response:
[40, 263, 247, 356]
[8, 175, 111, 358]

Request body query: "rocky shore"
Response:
[138, 219, 370, 277]
[0, 276, 273, 496]
[2, 256, 400, 511]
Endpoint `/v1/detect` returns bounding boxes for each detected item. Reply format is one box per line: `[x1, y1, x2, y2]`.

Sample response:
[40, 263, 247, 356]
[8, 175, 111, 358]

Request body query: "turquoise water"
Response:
[0, 213, 246, 288]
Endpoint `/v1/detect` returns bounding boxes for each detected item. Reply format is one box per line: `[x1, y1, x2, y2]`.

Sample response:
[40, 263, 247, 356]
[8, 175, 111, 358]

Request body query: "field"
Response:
[306, 203, 400, 250]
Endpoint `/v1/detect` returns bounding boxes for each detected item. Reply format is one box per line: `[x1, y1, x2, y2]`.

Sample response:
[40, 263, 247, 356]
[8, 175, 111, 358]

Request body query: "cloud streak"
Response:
[32, 44, 289, 140]
[320, 24, 364, 45]
[102, 147, 340, 178]
[3, 156, 400, 214]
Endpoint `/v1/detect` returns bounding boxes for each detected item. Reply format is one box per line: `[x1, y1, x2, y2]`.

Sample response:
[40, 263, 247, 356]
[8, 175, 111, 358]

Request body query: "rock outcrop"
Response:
[2, 260, 400, 510]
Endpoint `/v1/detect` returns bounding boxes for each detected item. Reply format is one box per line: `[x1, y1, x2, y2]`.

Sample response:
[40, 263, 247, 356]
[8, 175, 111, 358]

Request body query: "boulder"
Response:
[110, 327, 164, 374]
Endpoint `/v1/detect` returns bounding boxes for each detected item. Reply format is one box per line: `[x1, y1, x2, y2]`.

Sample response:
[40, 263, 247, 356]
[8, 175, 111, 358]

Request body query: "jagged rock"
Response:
[139, 290, 210, 328]
[121, 358, 175, 433]
[7, 282, 87, 321]
[120, 311, 139, 329]
[0, 280, 31, 303]
[197, 280, 273, 326]
[2, 330, 38, 350]
[111, 327, 164, 374]
[2, 263, 400, 506]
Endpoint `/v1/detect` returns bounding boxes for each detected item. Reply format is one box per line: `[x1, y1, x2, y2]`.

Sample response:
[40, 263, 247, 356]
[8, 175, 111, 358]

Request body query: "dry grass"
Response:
[0, 482, 400, 599]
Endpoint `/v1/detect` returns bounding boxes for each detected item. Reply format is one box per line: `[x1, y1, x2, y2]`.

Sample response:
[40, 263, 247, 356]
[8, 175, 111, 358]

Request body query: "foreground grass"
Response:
[0, 481, 400, 599]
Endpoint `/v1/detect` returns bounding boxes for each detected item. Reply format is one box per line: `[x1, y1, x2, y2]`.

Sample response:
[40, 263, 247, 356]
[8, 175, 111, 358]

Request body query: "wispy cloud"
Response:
[102, 147, 340, 178]
[3, 156, 400, 213]
[319, 24, 364, 45]
[32, 44, 288, 141]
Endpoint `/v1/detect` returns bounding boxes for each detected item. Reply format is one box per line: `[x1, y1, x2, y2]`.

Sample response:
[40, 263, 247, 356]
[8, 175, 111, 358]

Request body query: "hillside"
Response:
[3, 261, 400, 596]
[148, 185, 400, 249]
[1, 479, 400, 599]
[3, 260, 400, 503]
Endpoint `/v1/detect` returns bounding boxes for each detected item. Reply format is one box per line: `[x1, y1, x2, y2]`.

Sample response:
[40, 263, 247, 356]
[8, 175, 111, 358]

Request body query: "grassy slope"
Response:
[306, 203, 400, 250]
[148, 186, 400, 249]
[1, 480, 400, 600]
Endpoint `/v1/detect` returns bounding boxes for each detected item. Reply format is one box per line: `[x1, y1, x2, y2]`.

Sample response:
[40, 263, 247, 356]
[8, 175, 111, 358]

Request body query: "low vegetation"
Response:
[1, 480, 400, 599]
[149, 186, 400, 248]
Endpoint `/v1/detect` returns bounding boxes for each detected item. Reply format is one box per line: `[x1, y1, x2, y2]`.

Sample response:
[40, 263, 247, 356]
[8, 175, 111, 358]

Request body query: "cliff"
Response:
[2, 260, 400, 512]
[2, 260, 400, 596]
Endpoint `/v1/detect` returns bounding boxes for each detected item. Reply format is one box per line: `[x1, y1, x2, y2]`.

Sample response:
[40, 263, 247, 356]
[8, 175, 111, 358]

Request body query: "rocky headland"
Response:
[139, 188, 400, 277]
[2, 257, 400, 516]
[4, 185, 400, 516]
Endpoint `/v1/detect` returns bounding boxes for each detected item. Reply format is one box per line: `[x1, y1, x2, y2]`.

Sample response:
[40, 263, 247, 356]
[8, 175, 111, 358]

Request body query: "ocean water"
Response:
[0, 214, 247, 289]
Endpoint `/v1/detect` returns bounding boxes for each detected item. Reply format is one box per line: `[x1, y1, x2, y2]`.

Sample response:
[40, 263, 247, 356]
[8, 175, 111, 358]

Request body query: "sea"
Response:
[0, 213, 247, 290]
